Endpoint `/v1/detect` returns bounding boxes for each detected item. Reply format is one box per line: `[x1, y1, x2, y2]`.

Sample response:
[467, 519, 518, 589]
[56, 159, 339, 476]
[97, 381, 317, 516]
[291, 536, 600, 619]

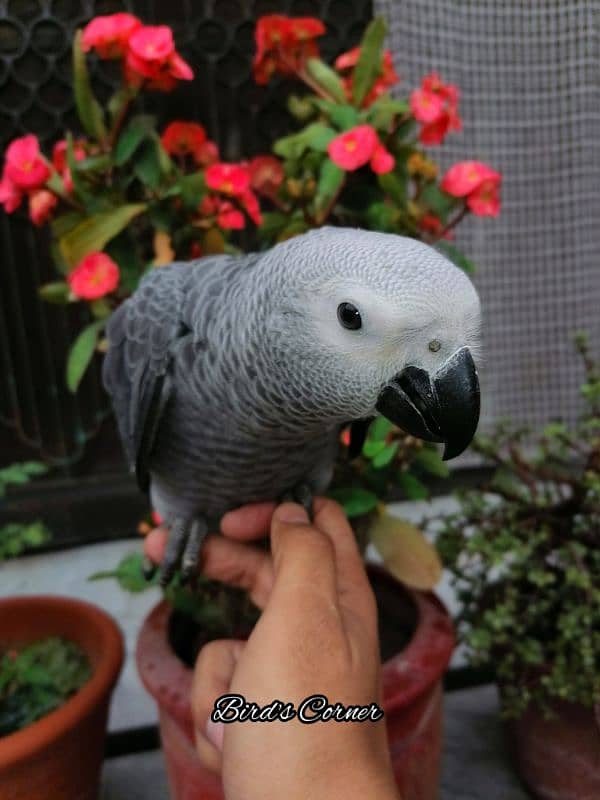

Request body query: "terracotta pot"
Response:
[137, 565, 454, 800]
[508, 699, 600, 799]
[0, 595, 124, 800]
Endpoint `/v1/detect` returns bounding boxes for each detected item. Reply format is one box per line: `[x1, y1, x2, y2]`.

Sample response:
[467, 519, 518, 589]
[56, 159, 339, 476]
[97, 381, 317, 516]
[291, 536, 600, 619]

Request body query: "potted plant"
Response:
[434, 334, 600, 800]
[0, 463, 124, 799]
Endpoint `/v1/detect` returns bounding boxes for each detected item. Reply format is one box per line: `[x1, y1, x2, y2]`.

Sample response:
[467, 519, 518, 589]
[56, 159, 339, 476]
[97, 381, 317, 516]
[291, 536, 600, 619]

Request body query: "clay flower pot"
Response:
[0, 595, 124, 800]
[137, 565, 454, 800]
[508, 699, 600, 800]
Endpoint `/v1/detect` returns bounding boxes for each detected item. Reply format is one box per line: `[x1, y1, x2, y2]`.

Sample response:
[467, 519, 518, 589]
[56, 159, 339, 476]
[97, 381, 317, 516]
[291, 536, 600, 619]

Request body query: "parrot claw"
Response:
[281, 483, 314, 521]
[181, 519, 208, 583]
[159, 516, 209, 587]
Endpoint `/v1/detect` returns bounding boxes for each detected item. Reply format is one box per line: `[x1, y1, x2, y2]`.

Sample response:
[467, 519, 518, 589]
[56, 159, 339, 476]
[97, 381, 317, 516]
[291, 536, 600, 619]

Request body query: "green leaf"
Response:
[413, 446, 450, 478]
[372, 441, 399, 469]
[352, 18, 388, 107]
[305, 58, 347, 104]
[437, 241, 476, 274]
[38, 282, 71, 304]
[315, 159, 344, 215]
[328, 487, 378, 518]
[90, 553, 154, 592]
[370, 416, 392, 440]
[421, 182, 456, 219]
[329, 104, 360, 131]
[72, 30, 107, 142]
[363, 439, 386, 458]
[75, 154, 113, 173]
[287, 94, 315, 121]
[367, 98, 408, 129]
[66, 320, 103, 393]
[114, 115, 155, 165]
[59, 204, 146, 267]
[134, 139, 162, 189]
[179, 172, 206, 210]
[397, 472, 428, 500]
[51, 211, 85, 239]
[274, 123, 336, 159]
[377, 172, 406, 206]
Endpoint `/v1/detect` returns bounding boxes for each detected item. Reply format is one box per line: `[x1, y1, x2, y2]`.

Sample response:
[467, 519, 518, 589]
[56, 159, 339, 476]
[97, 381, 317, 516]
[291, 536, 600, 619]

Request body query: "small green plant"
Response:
[0, 637, 91, 736]
[435, 334, 600, 718]
[0, 462, 50, 559]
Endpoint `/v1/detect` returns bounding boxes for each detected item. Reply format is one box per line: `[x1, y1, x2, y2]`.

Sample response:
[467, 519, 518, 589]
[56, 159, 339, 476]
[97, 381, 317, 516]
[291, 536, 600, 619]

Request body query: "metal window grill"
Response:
[0, 0, 372, 469]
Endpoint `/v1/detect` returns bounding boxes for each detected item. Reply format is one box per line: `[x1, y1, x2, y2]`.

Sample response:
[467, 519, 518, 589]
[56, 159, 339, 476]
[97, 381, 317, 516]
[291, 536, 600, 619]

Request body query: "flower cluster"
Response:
[441, 161, 502, 217]
[82, 13, 193, 91]
[253, 15, 325, 84]
[410, 73, 461, 145]
[328, 125, 394, 175]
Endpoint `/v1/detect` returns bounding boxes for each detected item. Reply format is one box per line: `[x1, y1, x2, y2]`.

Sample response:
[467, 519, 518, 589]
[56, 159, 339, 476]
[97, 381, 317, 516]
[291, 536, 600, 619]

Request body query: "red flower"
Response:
[196, 140, 219, 167]
[370, 142, 395, 175]
[205, 162, 251, 196]
[441, 161, 502, 217]
[241, 190, 262, 225]
[0, 174, 23, 212]
[29, 189, 57, 226]
[248, 155, 284, 196]
[125, 25, 193, 91]
[68, 252, 120, 300]
[161, 121, 206, 162]
[335, 46, 399, 107]
[4, 135, 50, 190]
[151, 510, 163, 526]
[328, 125, 378, 171]
[410, 73, 461, 146]
[418, 213, 454, 240]
[52, 139, 86, 173]
[253, 15, 325, 85]
[189, 241, 203, 259]
[217, 201, 245, 230]
[82, 13, 141, 59]
[328, 125, 394, 174]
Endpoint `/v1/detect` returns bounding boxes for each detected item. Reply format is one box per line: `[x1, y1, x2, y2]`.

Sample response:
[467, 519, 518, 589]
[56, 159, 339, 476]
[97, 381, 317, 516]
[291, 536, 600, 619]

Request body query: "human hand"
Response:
[146, 499, 399, 800]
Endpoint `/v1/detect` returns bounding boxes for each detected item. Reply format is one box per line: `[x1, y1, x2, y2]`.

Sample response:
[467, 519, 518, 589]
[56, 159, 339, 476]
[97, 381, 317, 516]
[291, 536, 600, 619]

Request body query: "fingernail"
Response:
[205, 719, 224, 751]
[277, 503, 309, 524]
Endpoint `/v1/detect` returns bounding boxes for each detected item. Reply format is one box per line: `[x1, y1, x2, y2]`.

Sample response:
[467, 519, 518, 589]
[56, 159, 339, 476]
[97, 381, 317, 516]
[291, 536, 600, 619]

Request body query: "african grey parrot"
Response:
[103, 227, 481, 584]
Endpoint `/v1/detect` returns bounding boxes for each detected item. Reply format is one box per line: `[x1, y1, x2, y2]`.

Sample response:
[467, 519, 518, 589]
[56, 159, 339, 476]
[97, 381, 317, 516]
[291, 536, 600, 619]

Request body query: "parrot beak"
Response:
[375, 347, 480, 461]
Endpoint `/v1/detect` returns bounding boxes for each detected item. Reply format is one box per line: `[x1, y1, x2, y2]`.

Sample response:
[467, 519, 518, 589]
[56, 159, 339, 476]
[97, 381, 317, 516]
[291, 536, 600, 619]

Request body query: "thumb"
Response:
[269, 502, 338, 604]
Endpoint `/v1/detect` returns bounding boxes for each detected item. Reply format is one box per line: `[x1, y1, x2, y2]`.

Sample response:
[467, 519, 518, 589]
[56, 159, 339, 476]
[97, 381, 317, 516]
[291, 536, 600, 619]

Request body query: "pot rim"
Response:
[0, 594, 124, 769]
[136, 566, 454, 726]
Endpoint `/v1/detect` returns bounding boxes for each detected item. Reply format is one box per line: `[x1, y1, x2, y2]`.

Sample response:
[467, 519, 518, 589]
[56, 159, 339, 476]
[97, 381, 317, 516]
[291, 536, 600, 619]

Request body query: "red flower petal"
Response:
[68, 252, 120, 300]
[328, 124, 378, 171]
[205, 162, 251, 196]
[29, 189, 57, 226]
[370, 142, 395, 175]
[82, 13, 141, 59]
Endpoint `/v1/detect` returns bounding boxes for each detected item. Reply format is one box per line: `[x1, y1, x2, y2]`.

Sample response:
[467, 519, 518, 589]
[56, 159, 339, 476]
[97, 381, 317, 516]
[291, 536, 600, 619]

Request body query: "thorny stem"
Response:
[436, 203, 468, 240]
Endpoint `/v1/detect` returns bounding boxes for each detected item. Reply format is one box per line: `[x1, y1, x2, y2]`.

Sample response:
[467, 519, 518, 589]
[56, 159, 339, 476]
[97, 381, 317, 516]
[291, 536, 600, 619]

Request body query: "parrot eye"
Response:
[337, 302, 362, 331]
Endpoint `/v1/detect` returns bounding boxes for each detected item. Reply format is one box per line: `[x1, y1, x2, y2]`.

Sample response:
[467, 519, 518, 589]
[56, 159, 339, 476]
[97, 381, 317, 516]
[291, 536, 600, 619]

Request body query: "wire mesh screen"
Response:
[376, 0, 600, 434]
[0, 0, 372, 466]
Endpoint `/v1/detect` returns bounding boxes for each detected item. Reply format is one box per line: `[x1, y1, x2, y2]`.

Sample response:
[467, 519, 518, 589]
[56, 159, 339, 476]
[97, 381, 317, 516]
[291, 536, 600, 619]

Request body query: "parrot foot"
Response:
[159, 516, 208, 587]
[281, 483, 314, 521]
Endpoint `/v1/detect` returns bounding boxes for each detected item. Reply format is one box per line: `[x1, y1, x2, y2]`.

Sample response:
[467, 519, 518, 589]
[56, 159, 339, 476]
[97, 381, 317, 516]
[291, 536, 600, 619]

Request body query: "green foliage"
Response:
[66, 320, 104, 393]
[0, 462, 50, 561]
[0, 638, 91, 737]
[90, 552, 156, 593]
[72, 31, 106, 142]
[434, 336, 600, 718]
[351, 18, 388, 106]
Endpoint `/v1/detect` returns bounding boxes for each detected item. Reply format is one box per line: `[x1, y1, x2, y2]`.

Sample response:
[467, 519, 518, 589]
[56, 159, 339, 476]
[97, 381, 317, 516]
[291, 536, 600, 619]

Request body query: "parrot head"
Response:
[263, 227, 481, 460]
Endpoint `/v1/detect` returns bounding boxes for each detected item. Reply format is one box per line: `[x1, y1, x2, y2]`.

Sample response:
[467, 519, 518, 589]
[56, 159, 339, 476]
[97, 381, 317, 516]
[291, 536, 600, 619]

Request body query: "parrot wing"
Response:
[102, 262, 192, 492]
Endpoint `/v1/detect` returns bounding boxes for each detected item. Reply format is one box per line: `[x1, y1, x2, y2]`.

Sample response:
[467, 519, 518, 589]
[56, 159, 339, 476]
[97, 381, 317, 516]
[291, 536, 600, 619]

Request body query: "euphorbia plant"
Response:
[252, 15, 500, 267]
[0, 13, 264, 391]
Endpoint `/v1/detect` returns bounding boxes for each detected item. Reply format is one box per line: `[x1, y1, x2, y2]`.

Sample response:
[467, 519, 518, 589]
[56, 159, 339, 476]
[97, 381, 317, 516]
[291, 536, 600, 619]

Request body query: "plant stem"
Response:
[437, 203, 468, 240]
